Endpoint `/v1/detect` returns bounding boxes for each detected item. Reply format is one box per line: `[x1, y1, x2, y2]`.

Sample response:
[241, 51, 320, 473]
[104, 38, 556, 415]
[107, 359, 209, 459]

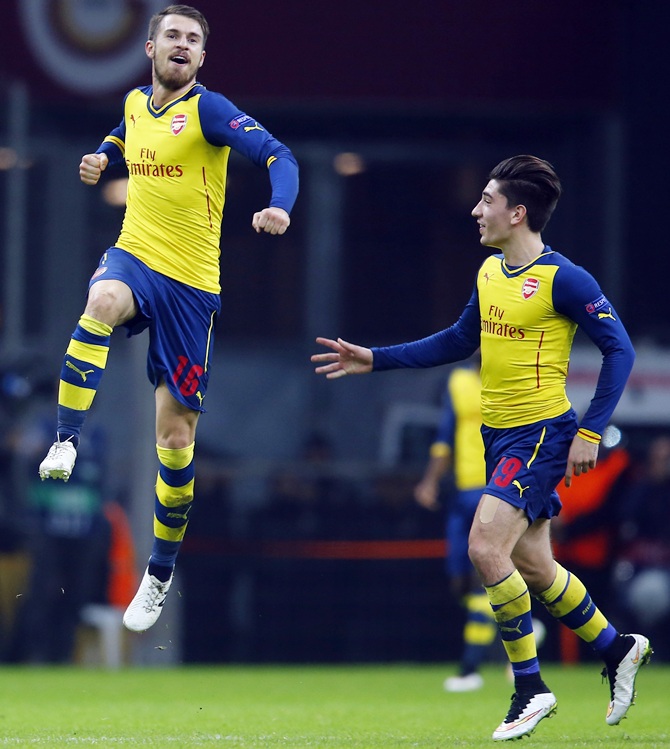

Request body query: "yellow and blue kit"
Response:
[376, 247, 638, 674]
[75, 82, 299, 412]
[372, 247, 634, 438]
[372, 247, 635, 521]
[97, 83, 299, 294]
[56, 83, 298, 435]
[54, 82, 299, 583]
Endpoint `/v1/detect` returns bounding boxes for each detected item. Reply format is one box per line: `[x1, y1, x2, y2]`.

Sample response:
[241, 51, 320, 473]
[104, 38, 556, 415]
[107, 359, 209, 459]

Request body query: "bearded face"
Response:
[147, 14, 205, 92]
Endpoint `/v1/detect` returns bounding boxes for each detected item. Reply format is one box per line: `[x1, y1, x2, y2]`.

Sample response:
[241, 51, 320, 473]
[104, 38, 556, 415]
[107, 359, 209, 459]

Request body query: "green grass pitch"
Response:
[0, 663, 667, 747]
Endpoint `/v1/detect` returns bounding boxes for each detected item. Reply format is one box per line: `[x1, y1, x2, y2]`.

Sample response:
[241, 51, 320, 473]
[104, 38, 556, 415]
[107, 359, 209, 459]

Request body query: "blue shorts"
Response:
[445, 487, 481, 576]
[89, 248, 221, 412]
[481, 409, 578, 523]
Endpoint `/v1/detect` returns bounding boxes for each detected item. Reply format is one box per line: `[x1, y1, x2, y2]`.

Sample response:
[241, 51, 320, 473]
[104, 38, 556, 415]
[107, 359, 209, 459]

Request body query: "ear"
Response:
[198, 50, 206, 69]
[511, 204, 527, 226]
[145, 39, 154, 60]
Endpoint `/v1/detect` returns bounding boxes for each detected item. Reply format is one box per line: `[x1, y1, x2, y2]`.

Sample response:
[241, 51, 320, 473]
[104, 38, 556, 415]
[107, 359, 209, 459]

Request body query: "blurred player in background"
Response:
[413, 360, 497, 692]
[312, 155, 650, 741]
[38, 5, 299, 633]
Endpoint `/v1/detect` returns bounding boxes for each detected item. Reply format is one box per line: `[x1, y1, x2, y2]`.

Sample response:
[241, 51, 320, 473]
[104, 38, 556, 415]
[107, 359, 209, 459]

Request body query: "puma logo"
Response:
[500, 619, 523, 635]
[167, 511, 190, 521]
[66, 361, 94, 382]
[167, 505, 193, 522]
[512, 480, 529, 498]
[597, 308, 617, 321]
[243, 123, 265, 132]
[195, 391, 204, 406]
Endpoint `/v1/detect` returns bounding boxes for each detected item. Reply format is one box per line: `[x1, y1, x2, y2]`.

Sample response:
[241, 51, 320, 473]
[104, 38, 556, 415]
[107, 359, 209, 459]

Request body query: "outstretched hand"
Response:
[311, 337, 373, 379]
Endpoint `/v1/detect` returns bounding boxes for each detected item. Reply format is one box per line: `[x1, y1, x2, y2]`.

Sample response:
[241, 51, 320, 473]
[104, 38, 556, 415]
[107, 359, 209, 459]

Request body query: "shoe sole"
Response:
[493, 702, 557, 741]
[39, 470, 72, 482]
[123, 616, 157, 633]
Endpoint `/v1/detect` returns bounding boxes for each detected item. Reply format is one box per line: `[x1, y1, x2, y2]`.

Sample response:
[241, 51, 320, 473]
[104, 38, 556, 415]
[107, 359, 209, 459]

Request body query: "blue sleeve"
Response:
[198, 90, 299, 213]
[371, 285, 481, 370]
[553, 263, 635, 435]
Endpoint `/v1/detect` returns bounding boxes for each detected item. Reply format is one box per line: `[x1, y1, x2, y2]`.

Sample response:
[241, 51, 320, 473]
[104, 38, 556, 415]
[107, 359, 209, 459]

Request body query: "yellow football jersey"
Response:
[99, 84, 298, 294]
[372, 247, 635, 438]
[477, 253, 575, 428]
[112, 87, 227, 293]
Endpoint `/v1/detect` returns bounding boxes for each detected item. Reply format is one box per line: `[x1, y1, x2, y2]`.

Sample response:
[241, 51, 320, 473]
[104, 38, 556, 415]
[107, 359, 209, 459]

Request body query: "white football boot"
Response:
[38, 438, 77, 481]
[492, 691, 557, 741]
[603, 633, 652, 725]
[123, 567, 173, 633]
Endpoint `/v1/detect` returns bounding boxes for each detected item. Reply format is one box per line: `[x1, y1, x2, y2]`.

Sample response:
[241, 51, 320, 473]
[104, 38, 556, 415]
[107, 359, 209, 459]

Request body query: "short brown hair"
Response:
[148, 5, 210, 47]
[489, 155, 562, 233]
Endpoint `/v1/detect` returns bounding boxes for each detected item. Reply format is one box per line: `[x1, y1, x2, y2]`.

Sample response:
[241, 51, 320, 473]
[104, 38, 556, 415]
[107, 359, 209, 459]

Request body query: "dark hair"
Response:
[148, 5, 210, 47]
[489, 155, 562, 233]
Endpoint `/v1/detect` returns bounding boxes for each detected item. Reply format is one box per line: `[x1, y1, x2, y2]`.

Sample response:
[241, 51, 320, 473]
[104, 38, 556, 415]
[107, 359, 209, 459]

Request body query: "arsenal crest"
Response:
[522, 278, 539, 299]
[171, 114, 187, 135]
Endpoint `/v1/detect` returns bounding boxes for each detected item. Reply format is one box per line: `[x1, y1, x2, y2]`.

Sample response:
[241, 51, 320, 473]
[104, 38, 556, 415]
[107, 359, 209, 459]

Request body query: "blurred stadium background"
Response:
[1, 1, 668, 667]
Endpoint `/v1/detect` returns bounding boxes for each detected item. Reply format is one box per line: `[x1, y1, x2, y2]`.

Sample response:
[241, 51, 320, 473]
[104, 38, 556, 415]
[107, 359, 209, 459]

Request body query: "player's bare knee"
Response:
[85, 290, 123, 324]
[467, 532, 493, 570]
[86, 280, 135, 325]
[161, 436, 193, 451]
